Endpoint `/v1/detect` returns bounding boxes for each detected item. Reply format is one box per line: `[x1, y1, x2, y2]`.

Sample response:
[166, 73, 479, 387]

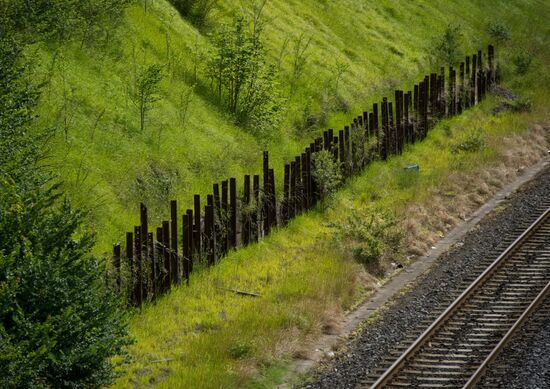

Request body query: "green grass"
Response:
[29, 0, 550, 252]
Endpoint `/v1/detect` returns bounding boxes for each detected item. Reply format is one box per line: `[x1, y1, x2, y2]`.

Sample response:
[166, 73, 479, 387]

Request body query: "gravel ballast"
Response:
[477, 298, 550, 388]
[303, 166, 550, 389]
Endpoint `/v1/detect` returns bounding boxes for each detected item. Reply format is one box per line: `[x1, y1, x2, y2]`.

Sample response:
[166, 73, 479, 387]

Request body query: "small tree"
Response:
[205, 14, 282, 139]
[133, 64, 163, 132]
[431, 24, 463, 66]
[311, 150, 342, 207]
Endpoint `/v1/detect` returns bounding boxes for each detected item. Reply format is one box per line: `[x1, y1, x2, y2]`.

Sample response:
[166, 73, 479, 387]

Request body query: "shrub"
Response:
[431, 24, 463, 65]
[311, 150, 342, 206]
[513, 51, 533, 75]
[2, 0, 130, 45]
[332, 205, 403, 271]
[451, 128, 486, 154]
[205, 15, 283, 140]
[487, 21, 510, 43]
[170, 0, 218, 27]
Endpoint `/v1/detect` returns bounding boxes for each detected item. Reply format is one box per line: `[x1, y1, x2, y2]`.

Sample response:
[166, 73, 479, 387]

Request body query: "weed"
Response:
[229, 341, 253, 359]
[451, 128, 486, 154]
[487, 21, 510, 43]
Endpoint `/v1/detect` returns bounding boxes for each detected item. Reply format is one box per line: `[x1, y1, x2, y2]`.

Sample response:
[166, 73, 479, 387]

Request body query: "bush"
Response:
[205, 15, 283, 140]
[431, 24, 463, 65]
[2, 0, 130, 45]
[170, 0, 218, 27]
[311, 150, 342, 205]
[332, 205, 402, 271]
[450, 128, 486, 154]
[513, 51, 533, 75]
[487, 21, 510, 43]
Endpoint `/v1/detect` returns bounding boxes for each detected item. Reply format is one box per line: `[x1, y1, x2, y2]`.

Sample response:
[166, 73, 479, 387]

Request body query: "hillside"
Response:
[14, 0, 550, 388]
[29, 0, 550, 252]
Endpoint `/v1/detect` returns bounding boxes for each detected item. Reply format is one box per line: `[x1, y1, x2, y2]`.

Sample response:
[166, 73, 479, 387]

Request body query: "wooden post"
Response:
[212, 183, 221, 255]
[306, 147, 313, 205]
[388, 101, 395, 156]
[404, 92, 410, 144]
[113, 243, 121, 292]
[413, 85, 419, 143]
[263, 151, 270, 235]
[243, 175, 251, 245]
[140, 202, 148, 260]
[430, 73, 437, 118]
[472, 53, 477, 105]
[458, 62, 464, 114]
[170, 200, 178, 283]
[449, 66, 455, 116]
[183, 210, 193, 284]
[148, 232, 156, 297]
[221, 180, 228, 254]
[193, 195, 201, 258]
[381, 97, 389, 160]
[205, 202, 215, 266]
[269, 169, 276, 228]
[395, 90, 403, 154]
[253, 175, 260, 242]
[229, 177, 237, 248]
[182, 212, 190, 281]
[155, 227, 163, 294]
[363, 111, 369, 138]
[338, 130, 345, 167]
[162, 220, 170, 291]
[134, 226, 142, 306]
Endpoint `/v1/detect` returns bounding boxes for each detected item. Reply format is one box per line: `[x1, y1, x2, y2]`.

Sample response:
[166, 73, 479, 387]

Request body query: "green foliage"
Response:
[0, 36, 131, 389]
[332, 205, 402, 271]
[170, 0, 218, 27]
[450, 128, 486, 154]
[431, 24, 463, 65]
[311, 150, 342, 205]
[487, 21, 510, 43]
[206, 15, 283, 140]
[1, 0, 130, 45]
[228, 340, 252, 359]
[512, 51, 533, 75]
[0, 180, 132, 388]
[132, 64, 164, 131]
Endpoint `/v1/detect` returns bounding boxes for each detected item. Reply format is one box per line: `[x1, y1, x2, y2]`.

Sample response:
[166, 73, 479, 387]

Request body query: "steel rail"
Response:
[369, 206, 550, 388]
[463, 280, 550, 388]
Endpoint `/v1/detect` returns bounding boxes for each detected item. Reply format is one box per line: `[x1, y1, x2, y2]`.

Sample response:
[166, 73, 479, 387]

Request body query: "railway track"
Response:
[360, 206, 550, 388]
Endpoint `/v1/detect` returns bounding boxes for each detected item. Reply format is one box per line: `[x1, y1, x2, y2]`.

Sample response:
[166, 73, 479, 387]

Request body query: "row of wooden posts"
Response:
[112, 45, 496, 306]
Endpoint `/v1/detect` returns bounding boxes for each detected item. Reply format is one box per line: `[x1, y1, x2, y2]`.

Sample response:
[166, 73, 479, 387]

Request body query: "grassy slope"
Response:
[93, 1, 550, 388]
[32, 0, 548, 252]
[28, 0, 550, 387]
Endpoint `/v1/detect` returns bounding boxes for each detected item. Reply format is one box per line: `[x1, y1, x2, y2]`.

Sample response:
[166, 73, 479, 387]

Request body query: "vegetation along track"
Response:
[361, 204, 550, 388]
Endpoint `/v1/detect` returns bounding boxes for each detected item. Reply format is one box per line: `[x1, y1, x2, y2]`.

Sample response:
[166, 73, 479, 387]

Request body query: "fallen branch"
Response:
[217, 287, 261, 297]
